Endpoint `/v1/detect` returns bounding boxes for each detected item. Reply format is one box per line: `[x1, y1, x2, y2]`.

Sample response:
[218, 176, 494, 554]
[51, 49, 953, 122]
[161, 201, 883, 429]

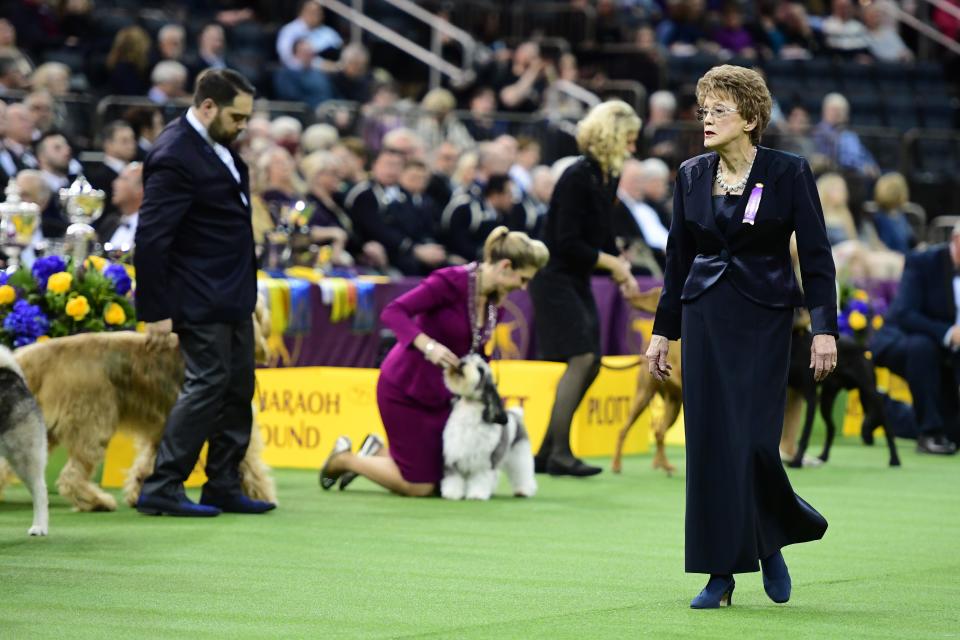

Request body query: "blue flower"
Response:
[3, 300, 49, 344]
[31, 256, 67, 292]
[103, 263, 132, 295]
[0, 271, 7, 286]
[848, 300, 870, 315]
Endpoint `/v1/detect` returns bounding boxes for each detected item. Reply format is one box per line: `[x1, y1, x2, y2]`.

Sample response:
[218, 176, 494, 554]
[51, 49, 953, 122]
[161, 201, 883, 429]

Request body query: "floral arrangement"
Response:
[0, 255, 136, 348]
[837, 283, 886, 344]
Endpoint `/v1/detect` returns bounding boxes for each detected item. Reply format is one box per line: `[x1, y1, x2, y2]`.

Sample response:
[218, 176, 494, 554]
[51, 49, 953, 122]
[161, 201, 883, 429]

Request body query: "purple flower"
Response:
[0, 271, 7, 286]
[103, 263, 132, 295]
[3, 300, 49, 345]
[837, 313, 853, 337]
[848, 300, 870, 315]
[31, 256, 67, 292]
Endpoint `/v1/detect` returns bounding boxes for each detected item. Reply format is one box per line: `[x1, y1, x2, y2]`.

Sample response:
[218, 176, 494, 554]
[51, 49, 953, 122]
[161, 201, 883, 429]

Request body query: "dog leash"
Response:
[600, 357, 645, 371]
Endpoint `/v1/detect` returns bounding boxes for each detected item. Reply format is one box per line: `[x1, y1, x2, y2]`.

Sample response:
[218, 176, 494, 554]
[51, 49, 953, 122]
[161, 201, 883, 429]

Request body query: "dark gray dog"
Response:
[0, 346, 49, 535]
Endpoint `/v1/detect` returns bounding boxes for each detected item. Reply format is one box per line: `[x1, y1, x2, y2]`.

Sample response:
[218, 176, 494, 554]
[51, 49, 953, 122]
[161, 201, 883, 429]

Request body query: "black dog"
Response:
[787, 329, 901, 467]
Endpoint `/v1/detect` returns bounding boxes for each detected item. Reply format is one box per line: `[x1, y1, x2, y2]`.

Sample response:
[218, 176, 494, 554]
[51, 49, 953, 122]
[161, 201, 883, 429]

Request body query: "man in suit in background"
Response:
[134, 68, 275, 517]
[96, 162, 142, 250]
[870, 223, 960, 455]
[84, 120, 136, 219]
[614, 158, 671, 276]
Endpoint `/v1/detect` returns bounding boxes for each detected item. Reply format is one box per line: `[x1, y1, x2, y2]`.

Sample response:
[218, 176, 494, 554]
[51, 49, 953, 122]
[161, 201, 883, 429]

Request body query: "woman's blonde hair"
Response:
[421, 87, 456, 115]
[31, 62, 71, 95]
[106, 26, 152, 73]
[817, 172, 857, 241]
[483, 225, 549, 271]
[576, 100, 641, 177]
[874, 172, 909, 211]
[696, 65, 772, 145]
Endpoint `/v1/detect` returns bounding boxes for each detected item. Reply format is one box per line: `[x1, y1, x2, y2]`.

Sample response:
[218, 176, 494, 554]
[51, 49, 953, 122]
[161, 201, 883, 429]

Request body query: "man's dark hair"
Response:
[483, 174, 512, 198]
[193, 68, 255, 108]
[0, 53, 18, 79]
[33, 130, 69, 157]
[101, 119, 133, 145]
[123, 106, 161, 138]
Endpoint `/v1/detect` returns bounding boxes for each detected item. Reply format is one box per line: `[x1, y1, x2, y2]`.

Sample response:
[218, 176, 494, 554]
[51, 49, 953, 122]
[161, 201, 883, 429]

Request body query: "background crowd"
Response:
[0, 0, 956, 281]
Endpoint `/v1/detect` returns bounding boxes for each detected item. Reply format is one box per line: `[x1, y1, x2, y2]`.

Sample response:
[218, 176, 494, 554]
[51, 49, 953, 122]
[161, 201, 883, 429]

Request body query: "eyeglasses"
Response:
[696, 106, 739, 122]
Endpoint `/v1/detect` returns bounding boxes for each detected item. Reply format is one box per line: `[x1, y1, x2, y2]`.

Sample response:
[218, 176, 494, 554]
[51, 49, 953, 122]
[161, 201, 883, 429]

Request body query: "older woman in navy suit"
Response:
[646, 66, 838, 609]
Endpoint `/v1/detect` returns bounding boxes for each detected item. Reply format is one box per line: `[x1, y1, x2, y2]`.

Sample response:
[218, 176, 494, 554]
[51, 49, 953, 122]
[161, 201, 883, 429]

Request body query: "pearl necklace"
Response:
[715, 148, 757, 195]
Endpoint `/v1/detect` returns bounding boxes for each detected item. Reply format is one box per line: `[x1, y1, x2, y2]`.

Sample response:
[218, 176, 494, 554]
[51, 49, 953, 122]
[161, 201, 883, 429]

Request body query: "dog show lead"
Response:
[645, 65, 838, 609]
[318, 226, 548, 497]
[529, 100, 642, 478]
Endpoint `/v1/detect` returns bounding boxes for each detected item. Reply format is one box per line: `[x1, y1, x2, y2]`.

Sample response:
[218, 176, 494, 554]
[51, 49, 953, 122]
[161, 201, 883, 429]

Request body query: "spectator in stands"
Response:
[614, 158, 669, 275]
[528, 165, 555, 220]
[657, 0, 710, 55]
[0, 100, 12, 189]
[464, 86, 506, 142]
[320, 226, 548, 496]
[346, 149, 408, 272]
[382, 127, 426, 163]
[414, 88, 474, 153]
[106, 26, 152, 96]
[96, 162, 143, 250]
[451, 150, 478, 194]
[331, 137, 368, 188]
[531, 101, 641, 478]
[642, 90, 680, 162]
[273, 37, 334, 109]
[276, 0, 343, 72]
[361, 82, 404, 153]
[3, 102, 37, 170]
[712, 4, 756, 59]
[381, 159, 447, 275]
[634, 24, 667, 65]
[24, 90, 56, 137]
[821, 0, 872, 61]
[442, 173, 517, 264]
[124, 106, 166, 162]
[301, 123, 339, 154]
[870, 223, 960, 454]
[85, 120, 136, 217]
[15, 169, 63, 240]
[812, 93, 879, 180]
[0, 52, 27, 96]
[31, 62, 71, 97]
[148, 61, 189, 105]
[35, 131, 74, 195]
[426, 140, 460, 214]
[252, 145, 304, 233]
[871, 172, 916, 254]
[495, 41, 548, 113]
[192, 23, 229, 77]
[543, 52, 587, 119]
[509, 137, 541, 196]
[332, 43, 373, 103]
[776, 2, 820, 59]
[269, 116, 303, 157]
[862, 0, 913, 63]
[154, 24, 188, 68]
[779, 105, 818, 159]
[300, 150, 359, 267]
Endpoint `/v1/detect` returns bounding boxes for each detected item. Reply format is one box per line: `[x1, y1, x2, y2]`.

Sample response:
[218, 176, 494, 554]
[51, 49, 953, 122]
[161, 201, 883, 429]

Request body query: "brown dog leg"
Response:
[613, 380, 655, 474]
[652, 394, 681, 476]
[57, 440, 117, 512]
[124, 437, 157, 507]
[239, 421, 277, 504]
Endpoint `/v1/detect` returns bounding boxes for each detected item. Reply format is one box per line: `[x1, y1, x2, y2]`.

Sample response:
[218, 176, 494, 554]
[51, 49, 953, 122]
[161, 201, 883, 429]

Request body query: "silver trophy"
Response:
[58, 176, 105, 265]
[0, 180, 40, 271]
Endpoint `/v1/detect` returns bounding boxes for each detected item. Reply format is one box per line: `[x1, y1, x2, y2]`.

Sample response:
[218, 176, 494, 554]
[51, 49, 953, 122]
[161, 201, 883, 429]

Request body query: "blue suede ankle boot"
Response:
[761, 551, 792, 603]
[690, 575, 735, 609]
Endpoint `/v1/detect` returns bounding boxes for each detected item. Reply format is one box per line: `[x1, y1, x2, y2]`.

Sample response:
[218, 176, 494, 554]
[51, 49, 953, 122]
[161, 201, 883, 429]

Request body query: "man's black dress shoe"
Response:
[200, 491, 276, 514]
[546, 456, 603, 477]
[136, 493, 221, 517]
[916, 435, 958, 455]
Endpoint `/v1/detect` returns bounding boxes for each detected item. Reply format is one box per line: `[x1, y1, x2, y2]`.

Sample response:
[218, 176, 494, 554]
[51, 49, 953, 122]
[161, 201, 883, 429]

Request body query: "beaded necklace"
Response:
[466, 262, 498, 355]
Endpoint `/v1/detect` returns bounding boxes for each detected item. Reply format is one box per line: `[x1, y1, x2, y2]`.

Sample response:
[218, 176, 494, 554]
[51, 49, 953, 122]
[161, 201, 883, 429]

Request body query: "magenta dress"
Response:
[378, 265, 497, 484]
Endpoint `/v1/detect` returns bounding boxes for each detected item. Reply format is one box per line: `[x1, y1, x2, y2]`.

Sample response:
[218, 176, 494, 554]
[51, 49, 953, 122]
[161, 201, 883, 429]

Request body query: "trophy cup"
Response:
[58, 176, 105, 265]
[0, 180, 40, 271]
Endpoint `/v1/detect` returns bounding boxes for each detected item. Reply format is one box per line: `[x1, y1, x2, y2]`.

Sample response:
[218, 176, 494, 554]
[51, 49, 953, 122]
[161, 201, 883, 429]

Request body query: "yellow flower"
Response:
[37, 336, 50, 343]
[871, 315, 884, 330]
[848, 310, 867, 331]
[0, 285, 15, 305]
[853, 289, 869, 302]
[136, 321, 146, 333]
[124, 264, 136, 279]
[65, 295, 90, 321]
[103, 302, 126, 326]
[85, 255, 107, 271]
[46, 271, 73, 294]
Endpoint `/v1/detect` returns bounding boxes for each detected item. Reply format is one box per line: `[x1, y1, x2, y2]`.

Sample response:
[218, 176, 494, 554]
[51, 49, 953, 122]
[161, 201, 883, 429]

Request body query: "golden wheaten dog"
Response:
[0, 303, 276, 512]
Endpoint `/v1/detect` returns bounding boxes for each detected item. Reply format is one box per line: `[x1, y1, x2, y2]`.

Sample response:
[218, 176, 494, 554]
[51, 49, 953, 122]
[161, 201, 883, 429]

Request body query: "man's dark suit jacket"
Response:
[134, 116, 256, 324]
[871, 244, 956, 357]
[653, 146, 838, 340]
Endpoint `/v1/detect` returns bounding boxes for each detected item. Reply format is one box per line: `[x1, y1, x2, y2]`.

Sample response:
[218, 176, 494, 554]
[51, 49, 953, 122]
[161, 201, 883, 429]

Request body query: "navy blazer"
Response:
[653, 146, 838, 340]
[871, 245, 955, 356]
[134, 116, 256, 324]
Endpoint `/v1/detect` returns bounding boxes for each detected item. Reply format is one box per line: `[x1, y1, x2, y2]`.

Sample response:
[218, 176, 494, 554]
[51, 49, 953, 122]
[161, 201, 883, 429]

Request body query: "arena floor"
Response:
[1, 441, 957, 639]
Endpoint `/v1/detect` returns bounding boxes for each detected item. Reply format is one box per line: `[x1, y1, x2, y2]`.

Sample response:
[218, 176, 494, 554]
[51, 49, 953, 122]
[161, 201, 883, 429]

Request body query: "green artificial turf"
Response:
[1, 440, 958, 639]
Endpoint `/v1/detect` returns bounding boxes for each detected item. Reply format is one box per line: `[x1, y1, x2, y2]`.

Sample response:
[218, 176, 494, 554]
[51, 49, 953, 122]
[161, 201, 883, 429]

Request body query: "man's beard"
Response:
[208, 119, 237, 146]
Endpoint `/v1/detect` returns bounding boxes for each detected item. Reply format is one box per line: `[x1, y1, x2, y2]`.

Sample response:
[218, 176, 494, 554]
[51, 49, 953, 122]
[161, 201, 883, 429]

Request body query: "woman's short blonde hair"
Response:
[575, 100, 641, 177]
[421, 88, 456, 115]
[874, 172, 909, 211]
[483, 225, 549, 271]
[696, 65, 772, 145]
[300, 150, 339, 183]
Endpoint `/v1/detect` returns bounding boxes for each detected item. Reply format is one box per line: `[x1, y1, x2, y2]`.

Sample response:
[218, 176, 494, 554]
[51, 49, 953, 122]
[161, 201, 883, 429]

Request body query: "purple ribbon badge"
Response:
[742, 183, 764, 225]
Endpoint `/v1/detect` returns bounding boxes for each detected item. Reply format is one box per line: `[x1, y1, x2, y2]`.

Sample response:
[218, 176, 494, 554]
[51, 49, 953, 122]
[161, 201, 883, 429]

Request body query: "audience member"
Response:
[442, 173, 516, 262]
[821, 0, 872, 60]
[464, 86, 506, 141]
[871, 172, 916, 254]
[3, 102, 38, 170]
[812, 93, 879, 180]
[35, 131, 75, 194]
[123, 106, 166, 162]
[0, 51, 28, 96]
[425, 140, 460, 213]
[105, 26, 152, 96]
[148, 60, 189, 104]
[300, 150, 356, 266]
[96, 162, 143, 250]
[614, 158, 670, 275]
[15, 169, 62, 240]
[269, 116, 304, 156]
[31, 62, 71, 96]
[273, 38, 334, 108]
[712, 4, 756, 58]
[192, 23, 230, 78]
[345, 149, 407, 272]
[495, 42, 548, 113]
[414, 88, 474, 152]
[277, 0, 343, 71]
[85, 120, 136, 215]
[862, 0, 913, 63]
[301, 123, 339, 154]
[332, 43, 373, 103]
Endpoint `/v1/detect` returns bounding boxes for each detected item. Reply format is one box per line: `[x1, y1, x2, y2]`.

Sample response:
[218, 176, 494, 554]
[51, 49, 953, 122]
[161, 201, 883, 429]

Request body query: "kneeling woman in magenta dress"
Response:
[320, 226, 549, 496]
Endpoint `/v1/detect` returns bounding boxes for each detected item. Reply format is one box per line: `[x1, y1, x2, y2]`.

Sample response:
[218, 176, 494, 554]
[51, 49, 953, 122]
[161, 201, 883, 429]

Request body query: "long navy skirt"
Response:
[681, 277, 828, 575]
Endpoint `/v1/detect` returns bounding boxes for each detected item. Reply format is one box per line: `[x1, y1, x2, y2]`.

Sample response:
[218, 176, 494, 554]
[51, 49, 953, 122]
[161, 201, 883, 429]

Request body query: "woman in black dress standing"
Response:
[647, 66, 838, 608]
[530, 100, 641, 477]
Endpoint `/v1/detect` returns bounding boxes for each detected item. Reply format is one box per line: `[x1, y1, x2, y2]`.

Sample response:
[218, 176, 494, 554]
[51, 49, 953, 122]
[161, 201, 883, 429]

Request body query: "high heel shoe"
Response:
[761, 551, 792, 603]
[319, 436, 352, 490]
[690, 575, 735, 609]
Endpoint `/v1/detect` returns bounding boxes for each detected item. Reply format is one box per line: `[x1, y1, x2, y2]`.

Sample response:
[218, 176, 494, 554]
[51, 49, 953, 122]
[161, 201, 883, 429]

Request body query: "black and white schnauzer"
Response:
[441, 354, 537, 500]
[0, 346, 49, 535]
